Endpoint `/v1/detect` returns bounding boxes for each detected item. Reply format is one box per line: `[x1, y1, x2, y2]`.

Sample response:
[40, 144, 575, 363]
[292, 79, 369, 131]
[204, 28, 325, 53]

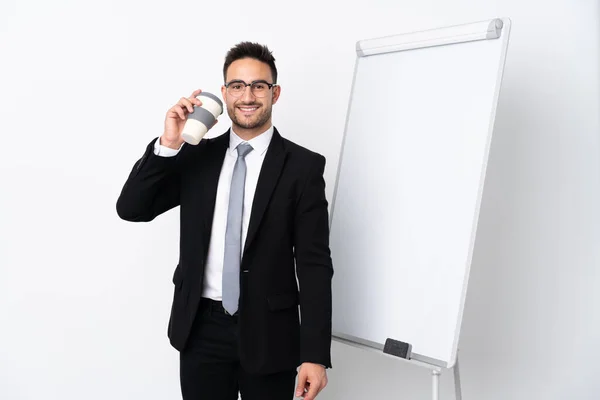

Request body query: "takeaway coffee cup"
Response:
[181, 91, 224, 145]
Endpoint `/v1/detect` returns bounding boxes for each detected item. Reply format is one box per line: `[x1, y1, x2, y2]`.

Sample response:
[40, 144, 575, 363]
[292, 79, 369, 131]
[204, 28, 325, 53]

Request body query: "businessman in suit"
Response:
[116, 42, 333, 400]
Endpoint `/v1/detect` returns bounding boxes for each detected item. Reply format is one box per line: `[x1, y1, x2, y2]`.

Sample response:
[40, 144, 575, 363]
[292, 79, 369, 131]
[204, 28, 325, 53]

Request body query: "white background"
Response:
[0, 1, 598, 399]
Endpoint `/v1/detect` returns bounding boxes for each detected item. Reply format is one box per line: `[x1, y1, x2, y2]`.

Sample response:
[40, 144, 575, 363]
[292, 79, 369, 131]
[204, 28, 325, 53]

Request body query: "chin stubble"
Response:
[228, 103, 271, 130]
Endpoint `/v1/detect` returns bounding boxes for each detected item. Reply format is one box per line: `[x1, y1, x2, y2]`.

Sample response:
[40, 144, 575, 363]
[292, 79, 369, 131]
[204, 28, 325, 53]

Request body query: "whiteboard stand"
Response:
[330, 16, 511, 400]
[430, 353, 462, 400]
[453, 355, 462, 400]
[432, 369, 441, 400]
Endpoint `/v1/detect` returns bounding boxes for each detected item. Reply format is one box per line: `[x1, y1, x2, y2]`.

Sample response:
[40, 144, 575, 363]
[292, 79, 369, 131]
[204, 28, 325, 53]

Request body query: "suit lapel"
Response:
[243, 128, 287, 257]
[199, 131, 229, 252]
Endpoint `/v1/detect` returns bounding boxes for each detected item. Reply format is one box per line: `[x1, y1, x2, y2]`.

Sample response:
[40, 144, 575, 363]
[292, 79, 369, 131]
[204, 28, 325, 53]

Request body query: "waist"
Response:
[200, 297, 239, 317]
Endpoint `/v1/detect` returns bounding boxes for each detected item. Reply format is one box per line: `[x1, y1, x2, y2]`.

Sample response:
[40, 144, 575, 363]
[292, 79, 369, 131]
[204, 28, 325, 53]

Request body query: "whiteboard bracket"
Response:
[355, 17, 506, 57]
[333, 334, 463, 398]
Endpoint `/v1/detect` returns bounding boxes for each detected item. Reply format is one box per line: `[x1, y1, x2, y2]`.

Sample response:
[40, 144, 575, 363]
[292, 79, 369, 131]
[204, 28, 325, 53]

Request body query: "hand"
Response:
[295, 363, 328, 400]
[161, 89, 216, 149]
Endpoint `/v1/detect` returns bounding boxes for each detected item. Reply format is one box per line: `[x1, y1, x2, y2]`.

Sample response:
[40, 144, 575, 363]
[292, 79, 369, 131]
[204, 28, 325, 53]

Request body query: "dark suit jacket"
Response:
[116, 128, 333, 374]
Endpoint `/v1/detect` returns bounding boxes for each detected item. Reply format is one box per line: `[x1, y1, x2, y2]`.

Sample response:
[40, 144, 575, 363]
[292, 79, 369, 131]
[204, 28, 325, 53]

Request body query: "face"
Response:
[221, 58, 280, 136]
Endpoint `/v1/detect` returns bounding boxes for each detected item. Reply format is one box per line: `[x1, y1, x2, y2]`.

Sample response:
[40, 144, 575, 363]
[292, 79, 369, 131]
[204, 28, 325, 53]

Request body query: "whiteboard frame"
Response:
[330, 17, 512, 369]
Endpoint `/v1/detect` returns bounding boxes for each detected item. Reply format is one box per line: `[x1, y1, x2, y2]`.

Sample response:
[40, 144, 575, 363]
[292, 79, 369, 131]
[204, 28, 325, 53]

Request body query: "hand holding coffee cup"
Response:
[181, 92, 223, 145]
[161, 89, 223, 149]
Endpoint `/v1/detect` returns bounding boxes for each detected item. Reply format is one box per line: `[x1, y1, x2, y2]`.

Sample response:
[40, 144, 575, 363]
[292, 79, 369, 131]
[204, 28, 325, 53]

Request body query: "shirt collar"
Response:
[229, 125, 274, 156]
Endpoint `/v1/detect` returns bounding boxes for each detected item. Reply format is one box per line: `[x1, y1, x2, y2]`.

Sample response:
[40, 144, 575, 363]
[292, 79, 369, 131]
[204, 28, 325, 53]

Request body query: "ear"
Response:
[271, 85, 281, 105]
[221, 85, 227, 102]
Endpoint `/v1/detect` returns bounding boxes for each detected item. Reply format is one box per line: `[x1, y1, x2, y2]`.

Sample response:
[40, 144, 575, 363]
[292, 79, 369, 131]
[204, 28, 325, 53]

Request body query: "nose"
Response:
[240, 85, 256, 103]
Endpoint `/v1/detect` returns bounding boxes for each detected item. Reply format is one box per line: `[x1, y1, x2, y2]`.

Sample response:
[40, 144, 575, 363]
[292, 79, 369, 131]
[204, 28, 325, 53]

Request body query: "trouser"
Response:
[179, 297, 297, 400]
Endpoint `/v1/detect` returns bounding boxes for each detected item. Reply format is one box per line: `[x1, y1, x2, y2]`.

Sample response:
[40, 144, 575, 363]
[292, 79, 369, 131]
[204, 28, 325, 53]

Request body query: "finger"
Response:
[178, 97, 194, 113]
[189, 89, 203, 107]
[168, 106, 185, 120]
[295, 373, 307, 398]
[303, 381, 319, 400]
[191, 97, 203, 107]
[190, 88, 202, 98]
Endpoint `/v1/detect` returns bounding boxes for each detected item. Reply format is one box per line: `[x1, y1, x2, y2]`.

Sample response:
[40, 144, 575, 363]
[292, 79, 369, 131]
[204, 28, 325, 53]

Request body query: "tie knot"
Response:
[236, 143, 253, 158]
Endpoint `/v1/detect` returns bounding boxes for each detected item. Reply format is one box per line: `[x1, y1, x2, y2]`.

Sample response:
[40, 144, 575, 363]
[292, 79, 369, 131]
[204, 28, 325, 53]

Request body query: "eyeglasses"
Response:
[224, 79, 277, 98]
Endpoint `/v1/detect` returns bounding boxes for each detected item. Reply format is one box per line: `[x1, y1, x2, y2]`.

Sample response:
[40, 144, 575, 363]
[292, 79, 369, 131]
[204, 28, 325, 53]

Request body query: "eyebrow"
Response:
[227, 79, 270, 83]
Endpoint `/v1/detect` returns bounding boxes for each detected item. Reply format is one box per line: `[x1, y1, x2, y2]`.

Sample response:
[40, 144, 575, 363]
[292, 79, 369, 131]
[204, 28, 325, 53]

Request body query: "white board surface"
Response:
[330, 18, 511, 368]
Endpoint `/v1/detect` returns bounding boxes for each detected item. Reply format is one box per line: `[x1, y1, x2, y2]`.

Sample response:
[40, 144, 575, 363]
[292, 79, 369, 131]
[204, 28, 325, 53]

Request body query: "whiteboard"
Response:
[330, 18, 511, 368]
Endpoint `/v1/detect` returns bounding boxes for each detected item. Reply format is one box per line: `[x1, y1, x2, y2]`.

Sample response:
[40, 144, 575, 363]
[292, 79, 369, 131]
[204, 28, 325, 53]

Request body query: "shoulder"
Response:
[175, 130, 229, 165]
[281, 136, 326, 169]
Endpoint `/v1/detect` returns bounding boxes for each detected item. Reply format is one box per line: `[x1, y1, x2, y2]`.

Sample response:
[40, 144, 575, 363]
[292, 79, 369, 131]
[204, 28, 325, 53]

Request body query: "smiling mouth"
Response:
[238, 106, 259, 113]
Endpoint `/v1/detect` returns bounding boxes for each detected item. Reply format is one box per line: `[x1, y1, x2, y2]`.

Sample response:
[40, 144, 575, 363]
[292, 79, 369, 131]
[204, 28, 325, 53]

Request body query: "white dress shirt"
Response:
[154, 126, 274, 300]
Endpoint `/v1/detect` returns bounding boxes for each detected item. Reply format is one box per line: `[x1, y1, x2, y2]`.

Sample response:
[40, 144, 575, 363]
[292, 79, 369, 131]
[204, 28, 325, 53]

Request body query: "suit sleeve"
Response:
[116, 138, 181, 222]
[294, 154, 334, 368]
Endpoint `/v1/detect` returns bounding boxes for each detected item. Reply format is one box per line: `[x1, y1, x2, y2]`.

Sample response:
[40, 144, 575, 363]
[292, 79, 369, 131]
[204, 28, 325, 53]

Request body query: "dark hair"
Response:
[223, 41, 278, 84]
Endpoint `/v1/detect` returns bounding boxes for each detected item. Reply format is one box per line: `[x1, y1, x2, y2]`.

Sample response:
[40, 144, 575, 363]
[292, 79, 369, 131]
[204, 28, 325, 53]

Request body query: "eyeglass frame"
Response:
[224, 79, 278, 97]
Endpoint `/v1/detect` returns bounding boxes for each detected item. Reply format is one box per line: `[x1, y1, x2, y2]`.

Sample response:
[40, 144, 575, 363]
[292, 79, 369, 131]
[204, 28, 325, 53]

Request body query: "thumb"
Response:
[295, 372, 307, 397]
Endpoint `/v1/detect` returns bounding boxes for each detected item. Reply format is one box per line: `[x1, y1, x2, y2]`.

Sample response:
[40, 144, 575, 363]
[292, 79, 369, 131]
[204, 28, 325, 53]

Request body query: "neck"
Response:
[232, 121, 271, 141]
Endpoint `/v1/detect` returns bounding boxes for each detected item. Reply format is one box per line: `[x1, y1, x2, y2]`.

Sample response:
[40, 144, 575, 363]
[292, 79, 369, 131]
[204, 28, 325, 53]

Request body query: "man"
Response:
[116, 42, 333, 400]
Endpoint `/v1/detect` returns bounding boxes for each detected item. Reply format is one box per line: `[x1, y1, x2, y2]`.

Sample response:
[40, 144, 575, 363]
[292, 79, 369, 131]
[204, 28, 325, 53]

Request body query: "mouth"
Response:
[237, 105, 260, 116]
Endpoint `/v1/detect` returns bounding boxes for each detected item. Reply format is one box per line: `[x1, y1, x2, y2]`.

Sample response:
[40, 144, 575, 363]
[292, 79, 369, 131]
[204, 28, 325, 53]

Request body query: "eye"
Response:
[253, 83, 267, 90]
[231, 83, 244, 90]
